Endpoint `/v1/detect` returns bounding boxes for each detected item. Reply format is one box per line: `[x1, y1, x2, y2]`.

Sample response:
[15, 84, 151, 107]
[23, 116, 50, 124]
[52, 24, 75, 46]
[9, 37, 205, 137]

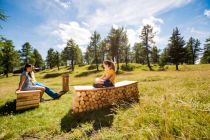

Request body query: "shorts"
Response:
[104, 80, 114, 87]
[21, 86, 38, 91]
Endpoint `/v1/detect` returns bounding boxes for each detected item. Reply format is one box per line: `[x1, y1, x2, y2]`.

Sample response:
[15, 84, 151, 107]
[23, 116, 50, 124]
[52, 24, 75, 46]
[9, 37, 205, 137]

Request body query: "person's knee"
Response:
[95, 78, 100, 83]
[41, 87, 45, 92]
[38, 87, 45, 92]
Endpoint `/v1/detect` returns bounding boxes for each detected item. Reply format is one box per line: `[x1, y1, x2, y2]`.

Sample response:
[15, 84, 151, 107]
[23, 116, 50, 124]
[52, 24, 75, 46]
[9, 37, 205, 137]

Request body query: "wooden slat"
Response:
[17, 95, 40, 101]
[16, 90, 41, 111]
[16, 90, 41, 94]
[17, 92, 40, 98]
[16, 104, 39, 110]
[16, 99, 40, 106]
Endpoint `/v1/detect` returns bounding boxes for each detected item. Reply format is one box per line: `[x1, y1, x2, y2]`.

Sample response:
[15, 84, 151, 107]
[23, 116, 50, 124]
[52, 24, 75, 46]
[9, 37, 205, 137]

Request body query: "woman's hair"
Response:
[24, 64, 32, 78]
[103, 60, 115, 71]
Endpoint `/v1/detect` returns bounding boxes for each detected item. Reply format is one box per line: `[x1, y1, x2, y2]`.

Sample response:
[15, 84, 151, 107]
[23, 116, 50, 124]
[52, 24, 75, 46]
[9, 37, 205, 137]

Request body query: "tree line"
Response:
[1, 25, 210, 77]
[1, 9, 210, 77]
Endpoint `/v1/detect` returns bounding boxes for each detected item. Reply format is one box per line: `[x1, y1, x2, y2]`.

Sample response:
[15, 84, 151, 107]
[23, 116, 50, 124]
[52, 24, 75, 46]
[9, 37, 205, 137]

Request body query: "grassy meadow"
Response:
[0, 64, 209, 139]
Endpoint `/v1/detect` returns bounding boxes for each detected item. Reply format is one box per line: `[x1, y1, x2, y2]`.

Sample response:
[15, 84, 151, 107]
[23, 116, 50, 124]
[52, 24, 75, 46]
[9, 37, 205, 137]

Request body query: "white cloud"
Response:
[127, 28, 140, 47]
[142, 16, 164, 34]
[72, 0, 191, 29]
[54, 0, 72, 9]
[52, 21, 91, 49]
[126, 16, 164, 47]
[34, 0, 192, 54]
[190, 27, 210, 37]
[204, 9, 210, 18]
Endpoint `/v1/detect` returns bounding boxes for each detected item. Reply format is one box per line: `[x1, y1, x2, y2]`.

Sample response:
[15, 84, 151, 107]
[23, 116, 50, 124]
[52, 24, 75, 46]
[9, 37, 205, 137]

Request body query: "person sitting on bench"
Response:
[31, 66, 63, 100]
[94, 60, 116, 88]
[16, 64, 45, 102]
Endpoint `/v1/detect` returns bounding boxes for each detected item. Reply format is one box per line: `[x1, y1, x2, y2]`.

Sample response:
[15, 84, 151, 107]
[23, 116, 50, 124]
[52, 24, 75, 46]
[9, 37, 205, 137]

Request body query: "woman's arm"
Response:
[99, 73, 106, 79]
[102, 73, 112, 80]
[16, 76, 26, 91]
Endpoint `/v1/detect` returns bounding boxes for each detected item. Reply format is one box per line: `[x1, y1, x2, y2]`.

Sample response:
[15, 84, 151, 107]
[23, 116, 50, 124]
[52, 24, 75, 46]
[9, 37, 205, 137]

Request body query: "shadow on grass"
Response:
[0, 100, 37, 116]
[75, 70, 102, 77]
[42, 72, 72, 78]
[43, 73, 62, 78]
[60, 107, 116, 133]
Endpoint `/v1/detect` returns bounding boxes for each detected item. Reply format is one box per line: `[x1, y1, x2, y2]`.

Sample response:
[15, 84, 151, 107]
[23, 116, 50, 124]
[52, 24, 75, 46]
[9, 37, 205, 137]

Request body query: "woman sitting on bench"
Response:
[16, 64, 45, 102]
[94, 60, 116, 88]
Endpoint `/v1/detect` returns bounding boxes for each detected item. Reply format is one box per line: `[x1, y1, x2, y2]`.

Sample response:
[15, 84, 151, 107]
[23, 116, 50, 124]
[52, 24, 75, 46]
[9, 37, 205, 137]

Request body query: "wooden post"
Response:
[62, 74, 69, 91]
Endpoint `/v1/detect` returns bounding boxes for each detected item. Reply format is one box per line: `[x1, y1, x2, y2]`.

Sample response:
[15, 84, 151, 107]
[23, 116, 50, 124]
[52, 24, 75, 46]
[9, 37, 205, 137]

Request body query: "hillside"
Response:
[0, 64, 210, 139]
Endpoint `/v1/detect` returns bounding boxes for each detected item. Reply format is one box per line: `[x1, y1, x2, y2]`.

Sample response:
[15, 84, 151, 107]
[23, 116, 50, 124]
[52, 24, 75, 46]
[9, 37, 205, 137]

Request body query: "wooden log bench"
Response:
[16, 90, 41, 110]
[73, 81, 139, 113]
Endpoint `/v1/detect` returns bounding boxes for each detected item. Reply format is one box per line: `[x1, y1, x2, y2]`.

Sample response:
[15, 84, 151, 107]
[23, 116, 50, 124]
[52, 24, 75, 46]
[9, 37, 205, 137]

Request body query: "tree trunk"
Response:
[4, 70, 8, 77]
[146, 46, 152, 71]
[71, 60, 74, 71]
[116, 55, 120, 73]
[176, 63, 179, 70]
[125, 51, 128, 68]
[192, 54, 195, 64]
[96, 57, 99, 71]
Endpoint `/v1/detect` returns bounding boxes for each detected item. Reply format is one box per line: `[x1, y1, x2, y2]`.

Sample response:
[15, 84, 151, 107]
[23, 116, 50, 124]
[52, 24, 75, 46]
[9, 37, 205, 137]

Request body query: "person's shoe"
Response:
[54, 94, 61, 100]
[53, 91, 65, 100]
[40, 98, 45, 102]
[93, 84, 104, 88]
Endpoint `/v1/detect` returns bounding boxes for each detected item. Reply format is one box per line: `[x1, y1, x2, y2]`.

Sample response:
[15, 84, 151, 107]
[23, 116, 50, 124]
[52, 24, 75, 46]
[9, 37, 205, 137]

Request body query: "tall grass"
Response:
[0, 64, 209, 139]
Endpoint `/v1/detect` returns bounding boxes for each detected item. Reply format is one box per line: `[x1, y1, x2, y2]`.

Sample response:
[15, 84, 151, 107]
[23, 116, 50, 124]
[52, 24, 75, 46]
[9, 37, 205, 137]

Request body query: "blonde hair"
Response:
[103, 60, 115, 71]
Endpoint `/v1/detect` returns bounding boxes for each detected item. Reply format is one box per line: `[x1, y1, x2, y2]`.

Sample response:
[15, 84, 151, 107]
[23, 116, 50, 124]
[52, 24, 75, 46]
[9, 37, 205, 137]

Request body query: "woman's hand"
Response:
[16, 89, 20, 94]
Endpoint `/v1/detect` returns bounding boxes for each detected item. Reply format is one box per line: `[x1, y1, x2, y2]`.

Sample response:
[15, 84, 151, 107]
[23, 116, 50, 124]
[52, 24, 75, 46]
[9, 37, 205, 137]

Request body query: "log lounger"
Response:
[16, 90, 41, 110]
[73, 81, 139, 113]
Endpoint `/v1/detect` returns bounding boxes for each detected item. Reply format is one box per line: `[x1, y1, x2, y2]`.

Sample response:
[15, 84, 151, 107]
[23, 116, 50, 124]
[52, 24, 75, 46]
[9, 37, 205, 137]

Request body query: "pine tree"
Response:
[159, 48, 169, 68]
[140, 24, 155, 70]
[61, 39, 82, 71]
[0, 38, 20, 77]
[0, 9, 7, 29]
[200, 37, 210, 64]
[20, 42, 33, 65]
[133, 43, 147, 64]
[55, 51, 60, 70]
[84, 45, 93, 64]
[46, 48, 56, 69]
[107, 27, 128, 72]
[185, 37, 201, 64]
[151, 46, 160, 64]
[89, 31, 101, 71]
[32, 49, 44, 67]
[168, 27, 185, 70]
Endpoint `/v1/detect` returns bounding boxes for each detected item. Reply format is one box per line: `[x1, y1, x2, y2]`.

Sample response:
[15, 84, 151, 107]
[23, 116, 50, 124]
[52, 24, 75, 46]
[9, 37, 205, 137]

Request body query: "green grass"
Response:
[0, 64, 210, 139]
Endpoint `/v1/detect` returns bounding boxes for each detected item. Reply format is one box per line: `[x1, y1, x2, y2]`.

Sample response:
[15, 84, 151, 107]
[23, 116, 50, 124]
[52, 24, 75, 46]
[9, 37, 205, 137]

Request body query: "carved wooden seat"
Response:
[73, 81, 139, 113]
[16, 90, 41, 110]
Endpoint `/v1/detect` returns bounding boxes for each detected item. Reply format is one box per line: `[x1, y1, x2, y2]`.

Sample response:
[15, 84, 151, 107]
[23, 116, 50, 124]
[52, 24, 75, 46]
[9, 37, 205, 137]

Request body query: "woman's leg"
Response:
[34, 82, 59, 99]
[36, 86, 45, 99]
[95, 78, 104, 84]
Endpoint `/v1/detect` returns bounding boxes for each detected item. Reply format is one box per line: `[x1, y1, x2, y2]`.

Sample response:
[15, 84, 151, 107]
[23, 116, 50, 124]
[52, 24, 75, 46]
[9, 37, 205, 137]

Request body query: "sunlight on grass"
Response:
[0, 64, 210, 139]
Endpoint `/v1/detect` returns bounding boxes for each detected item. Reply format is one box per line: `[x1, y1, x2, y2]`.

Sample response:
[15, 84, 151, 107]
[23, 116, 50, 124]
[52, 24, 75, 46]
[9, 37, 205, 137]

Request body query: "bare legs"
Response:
[36, 86, 45, 100]
[95, 78, 104, 84]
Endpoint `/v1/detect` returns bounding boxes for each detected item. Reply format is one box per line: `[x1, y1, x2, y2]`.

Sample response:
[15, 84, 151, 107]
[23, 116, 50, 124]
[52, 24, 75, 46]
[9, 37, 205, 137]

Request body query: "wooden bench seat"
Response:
[16, 90, 41, 110]
[73, 81, 139, 113]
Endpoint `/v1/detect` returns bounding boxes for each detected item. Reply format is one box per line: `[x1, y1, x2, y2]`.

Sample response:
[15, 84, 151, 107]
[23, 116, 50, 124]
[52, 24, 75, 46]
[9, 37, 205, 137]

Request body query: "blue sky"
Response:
[0, 0, 210, 59]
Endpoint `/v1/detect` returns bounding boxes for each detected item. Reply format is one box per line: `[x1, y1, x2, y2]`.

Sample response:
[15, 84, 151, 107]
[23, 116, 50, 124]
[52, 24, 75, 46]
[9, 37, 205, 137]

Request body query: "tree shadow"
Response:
[60, 106, 116, 133]
[60, 101, 137, 135]
[0, 99, 37, 116]
[75, 70, 102, 77]
[43, 73, 62, 78]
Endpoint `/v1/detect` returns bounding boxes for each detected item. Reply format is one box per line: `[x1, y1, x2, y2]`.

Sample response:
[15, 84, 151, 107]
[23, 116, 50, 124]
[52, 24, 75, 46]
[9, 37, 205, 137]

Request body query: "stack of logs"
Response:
[73, 81, 139, 113]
